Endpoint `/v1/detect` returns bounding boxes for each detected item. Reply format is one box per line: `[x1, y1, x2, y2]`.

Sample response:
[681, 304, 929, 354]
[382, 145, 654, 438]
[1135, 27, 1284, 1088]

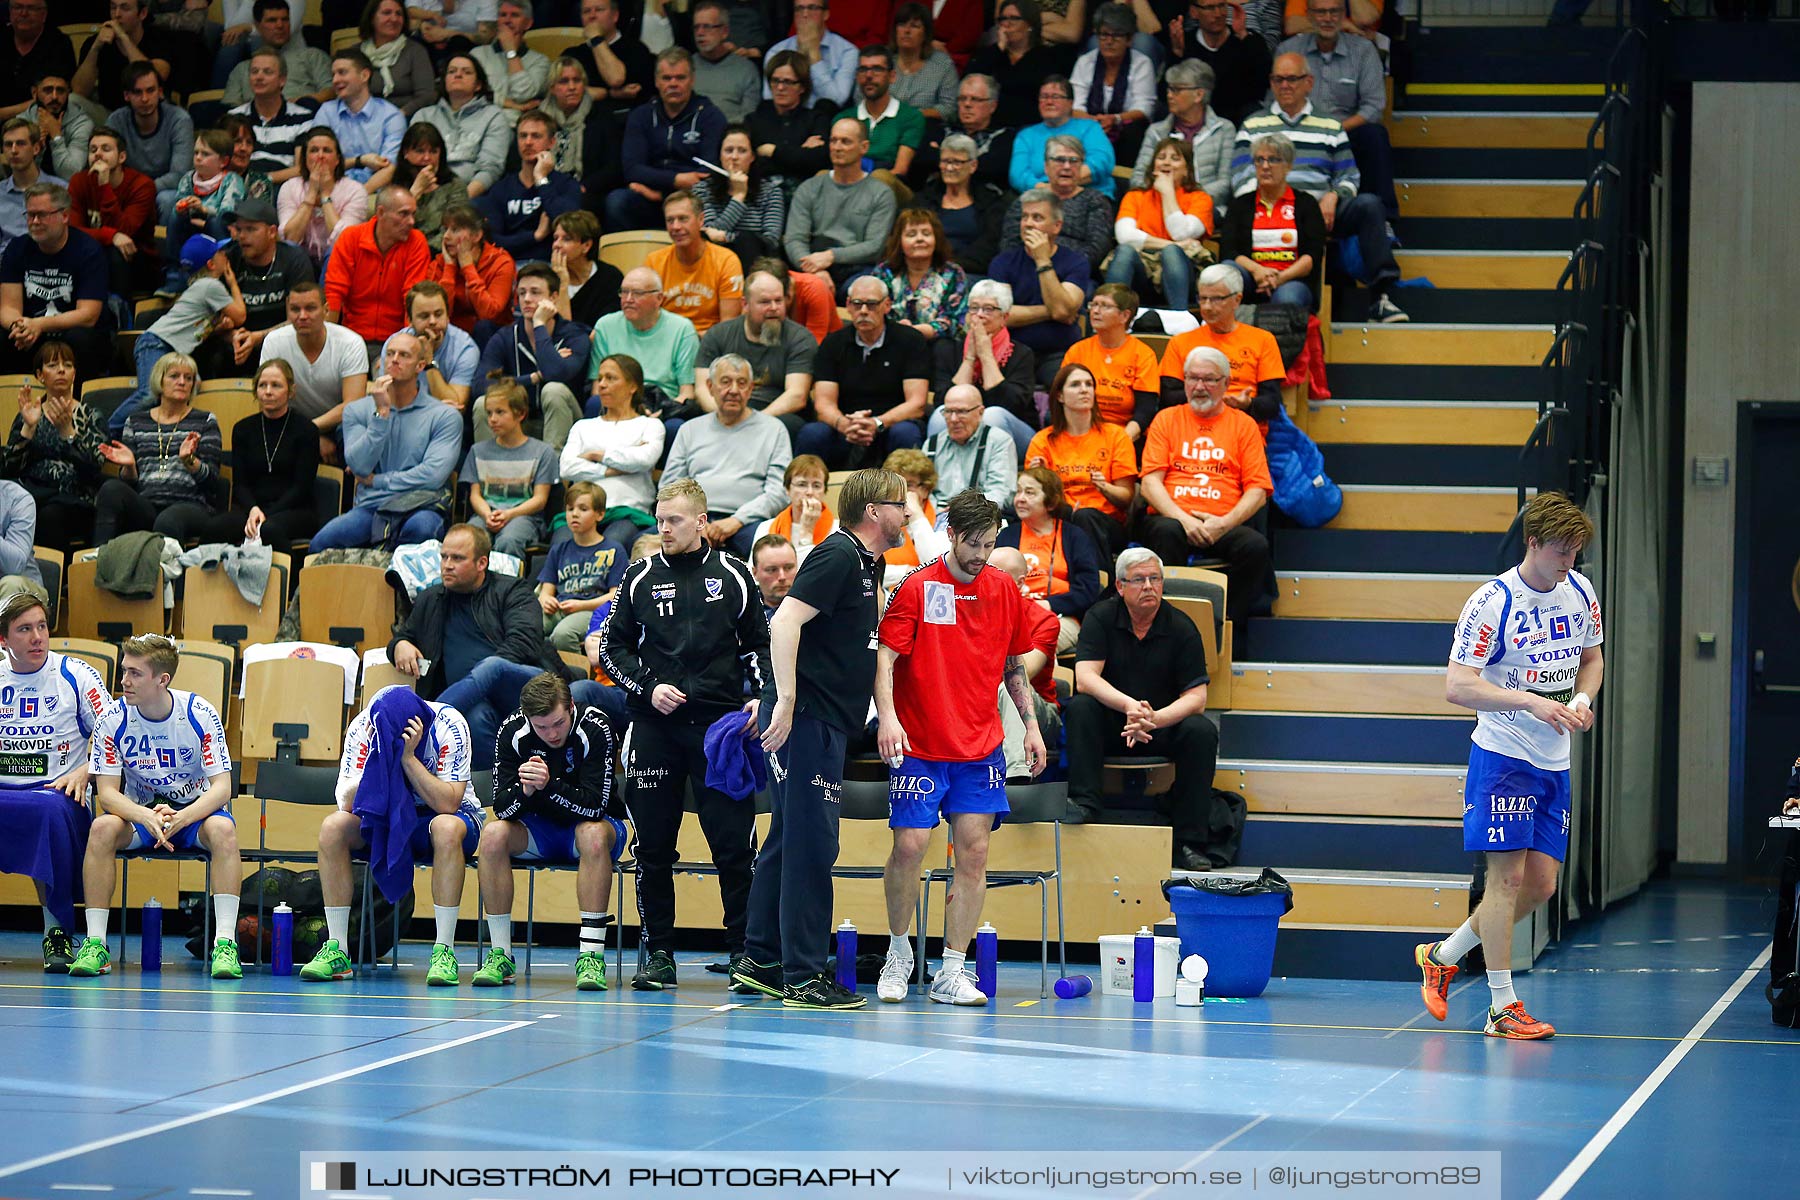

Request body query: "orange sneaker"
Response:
[1415, 941, 1458, 1022]
[1485, 1001, 1555, 1040]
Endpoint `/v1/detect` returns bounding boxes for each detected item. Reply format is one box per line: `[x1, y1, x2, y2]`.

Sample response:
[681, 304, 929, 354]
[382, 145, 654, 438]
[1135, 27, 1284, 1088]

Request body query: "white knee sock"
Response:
[85, 908, 109, 941]
[325, 906, 351, 947]
[434, 904, 459, 948]
[213, 895, 240, 943]
[938, 948, 967, 979]
[1487, 969, 1517, 1010]
[486, 913, 512, 956]
[1435, 918, 1481, 964]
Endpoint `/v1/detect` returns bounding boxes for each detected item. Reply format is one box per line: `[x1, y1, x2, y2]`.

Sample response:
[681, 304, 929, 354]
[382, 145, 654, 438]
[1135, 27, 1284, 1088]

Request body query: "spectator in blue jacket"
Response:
[475, 112, 582, 262]
[603, 48, 726, 233]
[1009, 75, 1115, 199]
[472, 262, 590, 451]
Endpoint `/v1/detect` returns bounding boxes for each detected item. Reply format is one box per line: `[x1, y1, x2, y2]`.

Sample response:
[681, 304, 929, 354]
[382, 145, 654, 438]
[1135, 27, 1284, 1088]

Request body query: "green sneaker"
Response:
[471, 946, 516, 987]
[299, 939, 354, 982]
[575, 950, 608, 991]
[632, 948, 677, 991]
[426, 943, 460, 987]
[67, 937, 111, 978]
[210, 938, 243, 980]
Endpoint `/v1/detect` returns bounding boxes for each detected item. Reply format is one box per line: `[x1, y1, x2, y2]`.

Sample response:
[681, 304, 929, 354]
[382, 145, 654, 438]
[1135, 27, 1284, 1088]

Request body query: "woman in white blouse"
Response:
[559, 353, 666, 546]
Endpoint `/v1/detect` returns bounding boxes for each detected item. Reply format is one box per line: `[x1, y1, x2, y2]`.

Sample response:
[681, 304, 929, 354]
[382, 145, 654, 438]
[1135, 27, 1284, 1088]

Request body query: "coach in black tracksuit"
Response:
[597, 479, 770, 991]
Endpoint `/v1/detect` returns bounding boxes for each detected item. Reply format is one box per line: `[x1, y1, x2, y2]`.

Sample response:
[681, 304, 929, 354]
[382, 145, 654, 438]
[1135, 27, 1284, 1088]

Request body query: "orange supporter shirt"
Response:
[1158, 321, 1286, 400]
[324, 220, 432, 342]
[1141, 402, 1273, 520]
[646, 241, 744, 335]
[1018, 521, 1071, 599]
[788, 269, 842, 343]
[1062, 334, 1160, 429]
[1024, 423, 1137, 521]
[1117, 185, 1214, 240]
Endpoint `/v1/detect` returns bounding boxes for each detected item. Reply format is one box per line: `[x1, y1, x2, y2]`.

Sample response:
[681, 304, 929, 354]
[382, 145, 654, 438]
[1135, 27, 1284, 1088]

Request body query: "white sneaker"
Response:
[877, 951, 912, 1003]
[928, 968, 988, 1006]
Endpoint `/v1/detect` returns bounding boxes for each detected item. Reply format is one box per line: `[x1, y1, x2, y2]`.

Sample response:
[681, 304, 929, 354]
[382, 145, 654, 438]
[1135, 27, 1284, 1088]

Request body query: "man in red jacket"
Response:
[324, 184, 430, 363]
[66, 126, 156, 295]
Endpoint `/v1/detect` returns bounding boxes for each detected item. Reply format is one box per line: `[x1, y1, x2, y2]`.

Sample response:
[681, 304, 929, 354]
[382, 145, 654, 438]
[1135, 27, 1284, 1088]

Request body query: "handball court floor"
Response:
[0, 880, 1788, 1200]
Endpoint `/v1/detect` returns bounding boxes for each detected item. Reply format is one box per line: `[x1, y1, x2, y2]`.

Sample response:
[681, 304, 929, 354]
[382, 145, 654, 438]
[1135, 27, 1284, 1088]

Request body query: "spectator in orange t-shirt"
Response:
[1157, 263, 1286, 429]
[780, 262, 842, 343]
[1061, 283, 1160, 441]
[996, 465, 1103, 652]
[1103, 137, 1214, 311]
[1025, 359, 1138, 558]
[1139, 344, 1272, 619]
[646, 189, 744, 335]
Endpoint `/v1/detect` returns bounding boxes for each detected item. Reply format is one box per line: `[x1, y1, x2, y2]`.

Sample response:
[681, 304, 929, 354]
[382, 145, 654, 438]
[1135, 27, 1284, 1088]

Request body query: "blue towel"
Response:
[356, 685, 437, 903]
[703, 709, 767, 802]
[0, 788, 92, 928]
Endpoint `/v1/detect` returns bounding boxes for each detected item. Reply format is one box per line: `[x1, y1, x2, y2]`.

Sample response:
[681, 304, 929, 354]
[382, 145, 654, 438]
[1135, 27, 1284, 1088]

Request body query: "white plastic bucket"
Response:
[1097, 934, 1180, 997]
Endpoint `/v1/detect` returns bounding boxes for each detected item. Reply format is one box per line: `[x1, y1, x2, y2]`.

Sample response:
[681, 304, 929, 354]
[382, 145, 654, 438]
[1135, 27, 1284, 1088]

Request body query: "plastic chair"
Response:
[67, 549, 168, 642]
[114, 805, 221, 965]
[180, 550, 290, 647]
[49, 637, 118, 689]
[296, 562, 395, 657]
[240, 657, 347, 762]
[172, 640, 235, 719]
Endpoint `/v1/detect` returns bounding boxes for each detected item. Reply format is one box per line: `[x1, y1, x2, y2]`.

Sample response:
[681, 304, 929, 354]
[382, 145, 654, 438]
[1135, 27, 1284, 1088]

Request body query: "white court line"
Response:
[0, 1019, 534, 1180]
[0, 1003, 514, 1023]
[49, 1186, 114, 1192]
[1130, 1113, 1270, 1200]
[190, 1189, 254, 1196]
[1535, 944, 1771, 1200]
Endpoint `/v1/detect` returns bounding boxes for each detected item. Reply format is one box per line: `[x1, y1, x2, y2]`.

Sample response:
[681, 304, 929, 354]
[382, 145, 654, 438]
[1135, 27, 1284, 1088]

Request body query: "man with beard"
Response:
[694, 266, 815, 442]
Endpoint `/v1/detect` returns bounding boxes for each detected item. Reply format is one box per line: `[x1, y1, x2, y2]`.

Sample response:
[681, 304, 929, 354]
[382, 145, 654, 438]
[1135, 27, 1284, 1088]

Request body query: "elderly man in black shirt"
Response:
[793, 274, 929, 470]
[1064, 546, 1221, 871]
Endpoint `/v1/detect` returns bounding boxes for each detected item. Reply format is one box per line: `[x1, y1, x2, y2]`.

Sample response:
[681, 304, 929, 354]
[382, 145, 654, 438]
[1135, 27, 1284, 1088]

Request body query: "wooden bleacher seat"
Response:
[49, 637, 118, 689]
[329, 25, 358, 50]
[241, 656, 348, 762]
[172, 640, 235, 719]
[358, 659, 414, 705]
[132, 297, 170, 330]
[1101, 756, 1177, 799]
[598, 230, 671, 278]
[0, 375, 36, 434]
[296, 561, 395, 656]
[823, 470, 854, 517]
[80, 377, 138, 427]
[196, 379, 257, 451]
[180, 550, 291, 647]
[524, 26, 585, 56]
[67, 549, 167, 642]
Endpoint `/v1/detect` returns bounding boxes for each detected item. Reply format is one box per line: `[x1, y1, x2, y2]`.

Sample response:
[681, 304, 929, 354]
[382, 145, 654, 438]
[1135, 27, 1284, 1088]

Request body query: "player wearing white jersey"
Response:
[70, 635, 242, 981]
[1416, 494, 1604, 1041]
[300, 685, 483, 986]
[0, 592, 117, 971]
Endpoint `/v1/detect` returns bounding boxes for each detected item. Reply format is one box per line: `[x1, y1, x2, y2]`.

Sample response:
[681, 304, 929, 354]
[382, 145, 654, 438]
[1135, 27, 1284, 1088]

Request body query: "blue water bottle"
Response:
[141, 898, 162, 973]
[835, 919, 857, 992]
[974, 922, 998, 1000]
[1133, 926, 1154, 1002]
[272, 903, 295, 976]
[1053, 974, 1093, 999]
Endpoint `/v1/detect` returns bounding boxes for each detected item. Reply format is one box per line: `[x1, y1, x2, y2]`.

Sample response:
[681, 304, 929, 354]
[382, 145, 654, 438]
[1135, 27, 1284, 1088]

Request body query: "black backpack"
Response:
[185, 865, 415, 963]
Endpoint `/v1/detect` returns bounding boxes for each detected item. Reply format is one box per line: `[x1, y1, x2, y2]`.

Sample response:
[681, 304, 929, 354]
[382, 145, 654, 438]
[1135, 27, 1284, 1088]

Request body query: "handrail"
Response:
[1555, 242, 1605, 294]
[1516, 407, 1569, 513]
[1587, 91, 1627, 158]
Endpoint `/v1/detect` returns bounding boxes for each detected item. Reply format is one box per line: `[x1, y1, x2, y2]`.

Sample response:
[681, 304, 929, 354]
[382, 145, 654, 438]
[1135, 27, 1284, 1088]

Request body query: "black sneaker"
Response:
[632, 949, 678, 991]
[42, 928, 75, 974]
[782, 972, 867, 1010]
[729, 955, 783, 997]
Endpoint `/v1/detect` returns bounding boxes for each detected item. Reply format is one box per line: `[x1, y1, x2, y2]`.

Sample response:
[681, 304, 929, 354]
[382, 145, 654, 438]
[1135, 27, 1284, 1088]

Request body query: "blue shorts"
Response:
[127, 806, 233, 852]
[888, 748, 1010, 830]
[407, 808, 482, 860]
[514, 812, 627, 864]
[1463, 745, 1570, 861]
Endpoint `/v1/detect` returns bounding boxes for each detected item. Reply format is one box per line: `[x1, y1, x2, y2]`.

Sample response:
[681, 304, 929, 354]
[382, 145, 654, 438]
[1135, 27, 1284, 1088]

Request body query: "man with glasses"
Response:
[1062, 545, 1221, 871]
[1277, 0, 1396, 222]
[0, 182, 111, 374]
[1009, 76, 1115, 200]
[1233, 52, 1405, 322]
[922, 383, 1020, 510]
[584, 266, 699, 417]
[836, 45, 924, 177]
[762, 1, 857, 108]
[1128, 60, 1234, 218]
[796, 274, 928, 469]
[936, 74, 1015, 192]
[1140, 344, 1271, 620]
[1164, 0, 1273, 126]
[690, 2, 761, 121]
[0, 1, 76, 116]
[1156, 263, 1285, 423]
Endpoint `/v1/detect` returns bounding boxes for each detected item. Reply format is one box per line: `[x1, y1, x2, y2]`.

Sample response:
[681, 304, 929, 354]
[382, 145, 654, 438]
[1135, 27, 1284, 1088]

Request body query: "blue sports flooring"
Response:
[0, 880, 1789, 1199]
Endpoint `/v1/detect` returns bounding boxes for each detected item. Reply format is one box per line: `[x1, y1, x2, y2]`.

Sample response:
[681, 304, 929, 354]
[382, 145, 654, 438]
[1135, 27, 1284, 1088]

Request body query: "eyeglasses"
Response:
[1252, 155, 1284, 165]
[958, 93, 993, 103]
[1088, 298, 1118, 309]
[967, 303, 1002, 315]
[769, 76, 803, 87]
[1196, 294, 1234, 305]
[875, 500, 908, 508]
[939, 156, 972, 168]
[996, 14, 1025, 23]
[1040, 92, 1072, 102]
[23, 208, 64, 221]
[846, 298, 884, 309]
[1189, 374, 1228, 385]
[1121, 575, 1163, 588]
[943, 406, 982, 417]
[1167, 85, 1204, 93]
[1047, 154, 1082, 166]
[1270, 74, 1310, 84]
[855, 65, 889, 74]
[619, 287, 660, 298]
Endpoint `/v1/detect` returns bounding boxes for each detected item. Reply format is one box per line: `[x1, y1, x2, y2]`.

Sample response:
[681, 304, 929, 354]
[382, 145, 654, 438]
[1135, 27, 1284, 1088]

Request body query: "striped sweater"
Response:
[1230, 101, 1361, 202]
[119, 408, 222, 511]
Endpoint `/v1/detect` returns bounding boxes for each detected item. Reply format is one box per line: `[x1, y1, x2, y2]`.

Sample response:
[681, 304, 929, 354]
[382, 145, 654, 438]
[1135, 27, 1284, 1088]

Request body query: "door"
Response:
[1740, 411, 1800, 868]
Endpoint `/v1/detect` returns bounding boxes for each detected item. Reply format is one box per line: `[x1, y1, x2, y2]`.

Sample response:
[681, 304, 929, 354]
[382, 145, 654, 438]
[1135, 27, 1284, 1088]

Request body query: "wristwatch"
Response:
[873, 417, 886, 433]
[505, 48, 519, 59]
